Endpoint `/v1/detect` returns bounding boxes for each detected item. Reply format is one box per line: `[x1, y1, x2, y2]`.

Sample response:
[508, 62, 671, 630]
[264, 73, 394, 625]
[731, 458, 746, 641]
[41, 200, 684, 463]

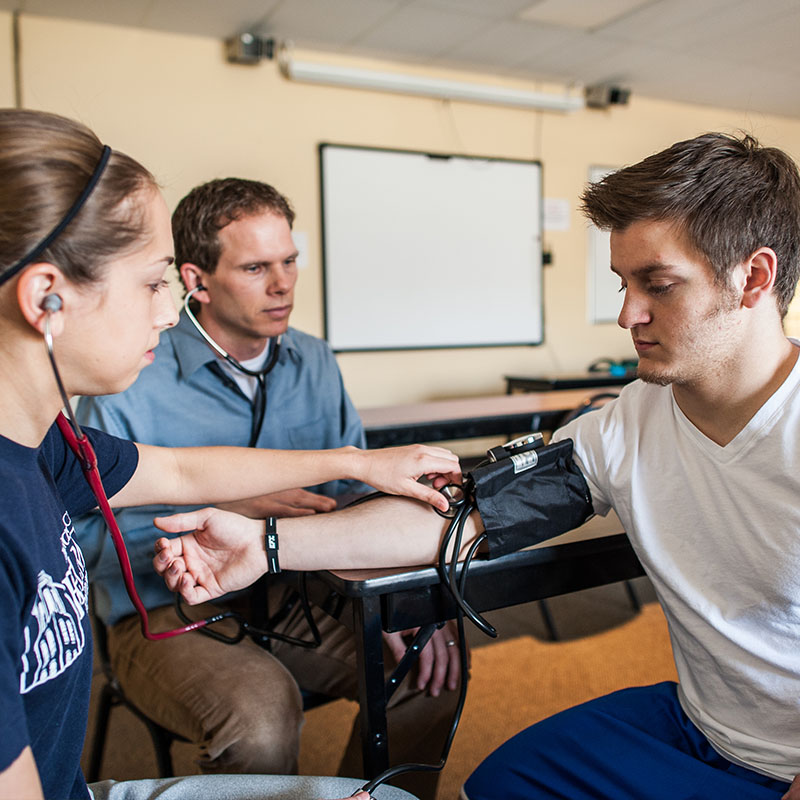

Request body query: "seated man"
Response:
[77, 178, 459, 800]
[156, 133, 800, 800]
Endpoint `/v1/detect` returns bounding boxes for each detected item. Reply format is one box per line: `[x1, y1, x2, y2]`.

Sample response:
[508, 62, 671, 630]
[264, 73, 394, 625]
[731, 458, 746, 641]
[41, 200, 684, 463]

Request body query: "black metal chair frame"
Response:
[86, 587, 187, 782]
[87, 582, 333, 782]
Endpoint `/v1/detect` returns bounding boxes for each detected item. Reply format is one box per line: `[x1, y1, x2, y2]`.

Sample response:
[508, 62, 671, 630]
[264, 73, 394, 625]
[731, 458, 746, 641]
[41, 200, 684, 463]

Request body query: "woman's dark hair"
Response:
[0, 109, 158, 285]
[582, 132, 800, 317]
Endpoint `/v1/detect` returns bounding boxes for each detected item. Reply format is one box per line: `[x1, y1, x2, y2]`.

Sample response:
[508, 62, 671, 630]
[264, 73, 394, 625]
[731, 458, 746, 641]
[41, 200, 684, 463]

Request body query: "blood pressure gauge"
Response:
[485, 432, 545, 473]
[487, 432, 544, 463]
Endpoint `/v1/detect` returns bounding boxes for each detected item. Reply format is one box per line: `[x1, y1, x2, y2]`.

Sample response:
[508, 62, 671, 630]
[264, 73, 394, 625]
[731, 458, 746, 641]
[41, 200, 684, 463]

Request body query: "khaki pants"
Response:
[106, 585, 459, 800]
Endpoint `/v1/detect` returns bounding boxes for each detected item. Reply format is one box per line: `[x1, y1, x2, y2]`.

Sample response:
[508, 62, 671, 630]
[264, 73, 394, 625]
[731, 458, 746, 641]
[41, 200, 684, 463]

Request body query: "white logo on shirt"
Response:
[19, 512, 88, 694]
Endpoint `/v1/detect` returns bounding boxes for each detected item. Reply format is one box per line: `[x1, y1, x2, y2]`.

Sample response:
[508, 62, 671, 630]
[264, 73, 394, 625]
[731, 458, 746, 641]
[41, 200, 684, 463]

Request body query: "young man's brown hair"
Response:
[582, 132, 800, 317]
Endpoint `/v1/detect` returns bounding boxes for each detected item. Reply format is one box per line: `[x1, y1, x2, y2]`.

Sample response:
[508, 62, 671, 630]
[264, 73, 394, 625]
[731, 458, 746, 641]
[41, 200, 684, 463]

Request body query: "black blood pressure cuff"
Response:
[470, 438, 594, 560]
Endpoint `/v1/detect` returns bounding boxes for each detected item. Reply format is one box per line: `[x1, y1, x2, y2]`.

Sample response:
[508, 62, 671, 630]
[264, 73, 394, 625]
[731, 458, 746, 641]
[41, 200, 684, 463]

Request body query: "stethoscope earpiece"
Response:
[42, 293, 63, 313]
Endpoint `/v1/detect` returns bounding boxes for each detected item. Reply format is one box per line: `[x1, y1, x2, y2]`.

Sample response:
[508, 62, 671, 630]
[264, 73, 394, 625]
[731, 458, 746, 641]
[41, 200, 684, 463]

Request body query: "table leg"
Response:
[353, 594, 390, 778]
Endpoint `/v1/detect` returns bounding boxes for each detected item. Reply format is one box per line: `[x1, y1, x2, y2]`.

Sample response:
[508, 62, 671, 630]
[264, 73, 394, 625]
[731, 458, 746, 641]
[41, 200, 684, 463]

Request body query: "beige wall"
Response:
[0, 12, 14, 106]
[7, 14, 800, 405]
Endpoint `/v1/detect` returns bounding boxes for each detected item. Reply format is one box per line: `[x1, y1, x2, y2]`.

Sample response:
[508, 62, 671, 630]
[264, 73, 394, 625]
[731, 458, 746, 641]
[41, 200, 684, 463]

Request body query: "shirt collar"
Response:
[170, 310, 301, 380]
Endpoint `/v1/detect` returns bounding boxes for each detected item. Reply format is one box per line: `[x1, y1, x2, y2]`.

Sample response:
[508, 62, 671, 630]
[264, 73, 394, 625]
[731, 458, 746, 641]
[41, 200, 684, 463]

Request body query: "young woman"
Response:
[0, 108, 463, 800]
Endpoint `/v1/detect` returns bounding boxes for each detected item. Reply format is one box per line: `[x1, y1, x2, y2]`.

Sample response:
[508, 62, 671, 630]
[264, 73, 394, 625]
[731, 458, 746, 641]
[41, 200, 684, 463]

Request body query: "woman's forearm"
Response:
[129, 443, 362, 505]
[113, 442, 460, 512]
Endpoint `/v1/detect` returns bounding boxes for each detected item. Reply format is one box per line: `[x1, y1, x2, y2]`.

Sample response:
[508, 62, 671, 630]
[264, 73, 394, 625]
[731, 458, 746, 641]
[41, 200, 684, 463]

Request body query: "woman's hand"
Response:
[355, 445, 461, 513]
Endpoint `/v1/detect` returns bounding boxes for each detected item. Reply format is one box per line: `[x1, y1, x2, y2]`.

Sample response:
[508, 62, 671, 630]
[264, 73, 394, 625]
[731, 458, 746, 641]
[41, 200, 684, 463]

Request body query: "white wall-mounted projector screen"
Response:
[320, 144, 543, 351]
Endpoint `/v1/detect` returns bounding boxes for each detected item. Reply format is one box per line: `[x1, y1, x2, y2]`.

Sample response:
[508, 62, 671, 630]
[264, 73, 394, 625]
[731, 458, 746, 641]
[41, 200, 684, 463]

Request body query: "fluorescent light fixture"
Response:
[278, 52, 584, 113]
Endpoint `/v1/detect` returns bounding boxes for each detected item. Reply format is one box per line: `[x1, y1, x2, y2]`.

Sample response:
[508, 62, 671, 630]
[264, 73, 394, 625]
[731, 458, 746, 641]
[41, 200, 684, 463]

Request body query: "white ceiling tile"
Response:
[333, 42, 433, 65]
[663, 2, 800, 66]
[518, 0, 655, 30]
[0, 0, 798, 117]
[599, 0, 737, 41]
[414, 0, 534, 19]
[257, 0, 403, 44]
[598, 45, 728, 89]
[2, 0, 278, 37]
[515, 30, 632, 82]
[644, 57, 800, 118]
[12, 0, 152, 28]
[352, 3, 490, 59]
[143, 0, 282, 38]
[659, 0, 796, 57]
[442, 19, 576, 69]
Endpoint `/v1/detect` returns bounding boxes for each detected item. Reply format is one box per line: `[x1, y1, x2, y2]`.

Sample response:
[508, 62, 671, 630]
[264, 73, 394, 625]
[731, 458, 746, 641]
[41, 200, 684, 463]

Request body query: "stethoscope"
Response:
[45, 294, 323, 648]
[44, 294, 464, 800]
[9, 144, 211, 641]
[42, 294, 221, 639]
[44, 294, 322, 648]
[183, 285, 281, 448]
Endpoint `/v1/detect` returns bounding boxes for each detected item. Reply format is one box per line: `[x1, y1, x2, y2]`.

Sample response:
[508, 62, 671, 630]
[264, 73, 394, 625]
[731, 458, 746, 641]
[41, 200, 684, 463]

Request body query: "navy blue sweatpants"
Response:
[462, 682, 791, 800]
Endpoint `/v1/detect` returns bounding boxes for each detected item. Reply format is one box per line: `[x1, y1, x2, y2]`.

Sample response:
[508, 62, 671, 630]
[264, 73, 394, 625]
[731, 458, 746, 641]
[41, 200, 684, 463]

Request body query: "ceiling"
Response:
[3, 0, 800, 118]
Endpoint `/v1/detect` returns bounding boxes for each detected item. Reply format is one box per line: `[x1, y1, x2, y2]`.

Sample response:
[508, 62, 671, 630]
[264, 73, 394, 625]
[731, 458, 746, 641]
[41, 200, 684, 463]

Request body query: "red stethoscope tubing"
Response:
[56, 411, 222, 640]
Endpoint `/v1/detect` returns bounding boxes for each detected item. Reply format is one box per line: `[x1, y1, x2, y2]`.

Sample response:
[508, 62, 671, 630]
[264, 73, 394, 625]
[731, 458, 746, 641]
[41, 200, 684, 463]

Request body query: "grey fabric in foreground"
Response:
[89, 775, 418, 800]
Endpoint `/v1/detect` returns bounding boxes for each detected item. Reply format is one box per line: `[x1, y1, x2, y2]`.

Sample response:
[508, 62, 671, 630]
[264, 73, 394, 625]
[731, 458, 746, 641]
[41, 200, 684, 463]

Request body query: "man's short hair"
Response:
[172, 178, 295, 284]
[581, 132, 800, 317]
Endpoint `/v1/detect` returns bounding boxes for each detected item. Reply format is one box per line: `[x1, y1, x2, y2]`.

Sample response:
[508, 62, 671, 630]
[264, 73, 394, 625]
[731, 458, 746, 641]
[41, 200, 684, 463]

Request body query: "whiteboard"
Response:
[320, 144, 543, 351]
[587, 165, 622, 323]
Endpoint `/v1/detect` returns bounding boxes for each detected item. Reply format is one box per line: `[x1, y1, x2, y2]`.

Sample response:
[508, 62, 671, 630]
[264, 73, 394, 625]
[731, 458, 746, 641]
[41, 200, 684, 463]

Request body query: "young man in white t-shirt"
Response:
[153, 133, 800, 800]
[462, 133, 800, 799]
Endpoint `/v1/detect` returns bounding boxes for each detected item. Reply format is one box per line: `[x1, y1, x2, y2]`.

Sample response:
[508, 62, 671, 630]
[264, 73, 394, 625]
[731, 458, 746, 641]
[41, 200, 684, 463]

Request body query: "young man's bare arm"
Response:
[152, 496, 484, 605]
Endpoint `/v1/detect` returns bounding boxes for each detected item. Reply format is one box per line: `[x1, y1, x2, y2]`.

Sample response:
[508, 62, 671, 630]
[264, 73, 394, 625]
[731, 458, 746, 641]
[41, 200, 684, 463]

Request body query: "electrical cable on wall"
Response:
[12, 10, 22, 108]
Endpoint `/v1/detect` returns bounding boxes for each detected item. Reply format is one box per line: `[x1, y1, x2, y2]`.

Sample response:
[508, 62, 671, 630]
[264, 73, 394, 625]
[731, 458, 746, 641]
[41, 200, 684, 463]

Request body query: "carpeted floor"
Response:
[82, 582, 676, 799]
[297, 601, 677, 799]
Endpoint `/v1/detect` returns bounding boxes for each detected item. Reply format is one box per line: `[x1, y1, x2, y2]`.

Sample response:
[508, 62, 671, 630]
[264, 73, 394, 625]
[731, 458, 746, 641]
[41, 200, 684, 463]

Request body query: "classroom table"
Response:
[300, 512, 644, 778]
[504, 370, 638, 393]
[360, 388, 625, 448]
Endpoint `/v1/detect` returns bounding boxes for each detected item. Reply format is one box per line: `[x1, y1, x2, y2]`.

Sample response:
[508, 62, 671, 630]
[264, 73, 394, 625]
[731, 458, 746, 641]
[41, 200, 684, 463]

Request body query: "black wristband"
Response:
[265, 516, 280, 574]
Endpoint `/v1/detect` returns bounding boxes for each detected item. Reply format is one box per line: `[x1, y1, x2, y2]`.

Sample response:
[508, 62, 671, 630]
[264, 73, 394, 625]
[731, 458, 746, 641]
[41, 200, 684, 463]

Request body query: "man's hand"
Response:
[782, 775, 800, 800]
[216, 488, 337, 519]
[356, 445, 461, 513]
[152, 507, 265, 604]
[383, 620, 467, 697]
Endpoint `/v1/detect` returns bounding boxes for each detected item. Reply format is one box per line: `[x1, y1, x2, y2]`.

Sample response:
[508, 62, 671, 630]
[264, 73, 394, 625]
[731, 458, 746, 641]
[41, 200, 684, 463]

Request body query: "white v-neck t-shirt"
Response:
[555, 344, 800, 780]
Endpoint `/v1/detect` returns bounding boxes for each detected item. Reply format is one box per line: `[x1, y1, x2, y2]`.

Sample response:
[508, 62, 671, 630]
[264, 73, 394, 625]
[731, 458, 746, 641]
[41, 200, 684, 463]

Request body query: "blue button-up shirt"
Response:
[76, 311, 365, 625]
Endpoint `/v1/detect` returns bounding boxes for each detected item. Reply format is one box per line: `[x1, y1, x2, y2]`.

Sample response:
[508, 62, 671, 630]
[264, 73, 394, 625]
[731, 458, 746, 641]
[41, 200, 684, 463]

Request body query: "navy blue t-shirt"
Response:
[0, 423, 138, 799]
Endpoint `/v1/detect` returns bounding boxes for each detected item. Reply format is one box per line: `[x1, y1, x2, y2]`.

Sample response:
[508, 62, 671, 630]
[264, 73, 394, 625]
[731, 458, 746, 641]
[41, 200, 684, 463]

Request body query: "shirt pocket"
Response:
[286, 416, 330, 450]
